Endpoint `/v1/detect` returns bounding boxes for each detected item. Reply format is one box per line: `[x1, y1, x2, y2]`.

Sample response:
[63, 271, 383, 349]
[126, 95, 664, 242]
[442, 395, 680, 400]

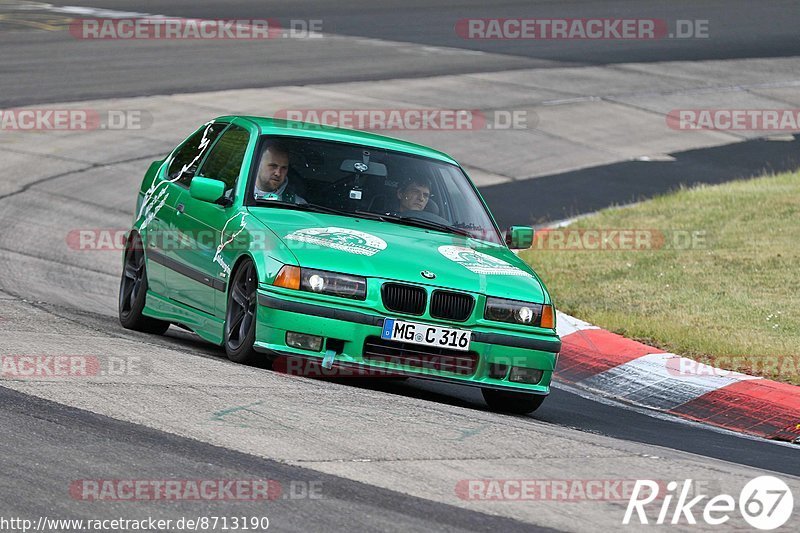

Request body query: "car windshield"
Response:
[251, 136, 503, 244]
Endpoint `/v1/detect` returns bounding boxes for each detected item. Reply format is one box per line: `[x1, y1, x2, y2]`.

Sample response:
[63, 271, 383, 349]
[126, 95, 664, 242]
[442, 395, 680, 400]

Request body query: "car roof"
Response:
[216, 115, 459, 165]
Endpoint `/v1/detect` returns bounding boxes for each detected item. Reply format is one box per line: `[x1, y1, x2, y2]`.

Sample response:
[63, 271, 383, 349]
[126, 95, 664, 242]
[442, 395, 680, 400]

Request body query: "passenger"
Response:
[396, 177, 431, 212]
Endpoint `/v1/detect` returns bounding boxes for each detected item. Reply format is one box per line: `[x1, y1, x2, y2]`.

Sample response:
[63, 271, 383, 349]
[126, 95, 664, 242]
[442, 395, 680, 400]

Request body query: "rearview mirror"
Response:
[339, 160, 388, 177]
[190, 177, 226, 203]
[506, 226, 534, 249]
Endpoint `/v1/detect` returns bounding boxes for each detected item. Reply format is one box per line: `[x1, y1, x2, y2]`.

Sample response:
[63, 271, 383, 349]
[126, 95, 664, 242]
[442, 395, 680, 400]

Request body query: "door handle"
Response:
[176, 203, 185, 214]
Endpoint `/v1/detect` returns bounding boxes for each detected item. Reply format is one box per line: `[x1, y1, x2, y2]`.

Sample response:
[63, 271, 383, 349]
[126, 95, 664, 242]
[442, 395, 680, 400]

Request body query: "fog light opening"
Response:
[286, 332, 323, 352]
[326, 338, 346, 354]
[508, 367, 543, 385]
[488, 363, 509, 379]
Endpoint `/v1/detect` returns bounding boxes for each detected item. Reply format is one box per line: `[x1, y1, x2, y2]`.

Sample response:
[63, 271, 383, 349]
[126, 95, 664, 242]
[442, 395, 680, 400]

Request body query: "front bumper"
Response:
[254, 289, 560, 395]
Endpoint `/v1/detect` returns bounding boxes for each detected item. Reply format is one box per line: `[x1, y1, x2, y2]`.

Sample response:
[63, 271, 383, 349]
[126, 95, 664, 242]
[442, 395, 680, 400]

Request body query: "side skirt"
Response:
[143, 290, 224, 346]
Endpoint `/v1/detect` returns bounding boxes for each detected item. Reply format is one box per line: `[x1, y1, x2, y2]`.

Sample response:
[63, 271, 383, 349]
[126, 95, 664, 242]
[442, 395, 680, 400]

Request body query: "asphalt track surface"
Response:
[485, 134, 800, 227]
[1, 1, 800, 531]
[3, 0, 800, 106]
[0, 386, 547, 533]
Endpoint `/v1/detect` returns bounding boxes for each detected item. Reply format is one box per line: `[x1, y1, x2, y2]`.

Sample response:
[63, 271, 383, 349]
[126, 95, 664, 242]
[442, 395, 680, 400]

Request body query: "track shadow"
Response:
[482, 134, 800, 227]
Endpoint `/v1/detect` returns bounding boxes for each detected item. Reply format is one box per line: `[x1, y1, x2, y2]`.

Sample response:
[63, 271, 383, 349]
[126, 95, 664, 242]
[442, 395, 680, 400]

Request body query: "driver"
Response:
[254, 144, 305, 203]
[397, 177, 431, 212]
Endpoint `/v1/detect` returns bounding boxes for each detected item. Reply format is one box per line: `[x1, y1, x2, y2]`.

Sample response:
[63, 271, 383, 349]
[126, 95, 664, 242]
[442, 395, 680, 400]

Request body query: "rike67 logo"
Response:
[624, 476, 794, 529]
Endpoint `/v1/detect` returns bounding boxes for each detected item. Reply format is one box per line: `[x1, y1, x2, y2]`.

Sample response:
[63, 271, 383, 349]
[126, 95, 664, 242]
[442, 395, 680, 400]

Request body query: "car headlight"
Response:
[484, 297, 555, 328]
[274, 266, 367, 300]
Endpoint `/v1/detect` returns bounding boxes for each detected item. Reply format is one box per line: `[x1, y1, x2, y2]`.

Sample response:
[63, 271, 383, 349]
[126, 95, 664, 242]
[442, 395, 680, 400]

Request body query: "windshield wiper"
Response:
[355, 211, 472, 238]
[253, 199, 302, 208]
[352, 210, 392, 222]
[253, 199, 350, 216]
[296, 203, 352, 216]
[254, 202, 471, 238]
[397, 216, 473, 237]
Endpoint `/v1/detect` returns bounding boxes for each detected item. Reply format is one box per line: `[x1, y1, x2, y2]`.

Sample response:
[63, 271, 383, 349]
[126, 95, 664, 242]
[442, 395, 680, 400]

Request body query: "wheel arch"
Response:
[122, 229, 142, 265]
[227, 253, 258, 295]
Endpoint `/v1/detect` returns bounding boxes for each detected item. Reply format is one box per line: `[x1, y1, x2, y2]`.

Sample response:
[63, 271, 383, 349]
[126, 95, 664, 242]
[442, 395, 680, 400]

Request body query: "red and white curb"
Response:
[555, 312, 800, 443]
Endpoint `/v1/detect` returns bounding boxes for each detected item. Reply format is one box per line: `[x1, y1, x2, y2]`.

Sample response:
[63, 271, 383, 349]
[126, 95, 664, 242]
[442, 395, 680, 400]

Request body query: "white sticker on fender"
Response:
[285, 227, 387, 256]
[438, 245, 532, 277]
[138, 120, 216, 231]
[214, 212, 248, 276]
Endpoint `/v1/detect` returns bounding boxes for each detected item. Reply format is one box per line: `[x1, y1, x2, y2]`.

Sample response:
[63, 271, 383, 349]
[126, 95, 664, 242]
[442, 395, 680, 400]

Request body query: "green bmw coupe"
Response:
[119, 116, 560, 413]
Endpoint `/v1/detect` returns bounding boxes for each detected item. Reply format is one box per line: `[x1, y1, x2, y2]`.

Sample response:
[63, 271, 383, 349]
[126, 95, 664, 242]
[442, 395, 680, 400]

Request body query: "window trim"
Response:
[166, 121, 231, 190]
[195, 123, 250, 203]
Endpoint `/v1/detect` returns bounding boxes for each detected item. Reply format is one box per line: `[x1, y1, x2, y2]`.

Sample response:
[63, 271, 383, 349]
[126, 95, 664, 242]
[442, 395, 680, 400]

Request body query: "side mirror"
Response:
[506, 226, 534, 249]
[190, 177, 226, 203]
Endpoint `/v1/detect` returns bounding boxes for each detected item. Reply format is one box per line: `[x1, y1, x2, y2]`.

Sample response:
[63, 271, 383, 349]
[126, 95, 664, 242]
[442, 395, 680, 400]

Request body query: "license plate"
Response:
[381, 318, 471, 351]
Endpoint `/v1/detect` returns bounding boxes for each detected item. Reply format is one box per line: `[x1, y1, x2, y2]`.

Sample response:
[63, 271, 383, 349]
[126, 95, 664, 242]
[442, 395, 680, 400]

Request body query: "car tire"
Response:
[481, 388, 546, 414]
[118, 233, 170, 335]
[224, 259, 260, 365]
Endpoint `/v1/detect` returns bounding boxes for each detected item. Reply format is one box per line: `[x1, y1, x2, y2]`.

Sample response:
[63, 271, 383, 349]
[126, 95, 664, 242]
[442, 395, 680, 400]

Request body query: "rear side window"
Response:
[167, 122, 227, 187]
[197, 125, 250, 194]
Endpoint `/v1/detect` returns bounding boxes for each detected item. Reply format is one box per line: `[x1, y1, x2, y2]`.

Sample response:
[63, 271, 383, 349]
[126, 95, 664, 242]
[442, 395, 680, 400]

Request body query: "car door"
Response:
[150, 121, 228, 306]
[139, 122, 224, 296]
[166, 124, 251, 316]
